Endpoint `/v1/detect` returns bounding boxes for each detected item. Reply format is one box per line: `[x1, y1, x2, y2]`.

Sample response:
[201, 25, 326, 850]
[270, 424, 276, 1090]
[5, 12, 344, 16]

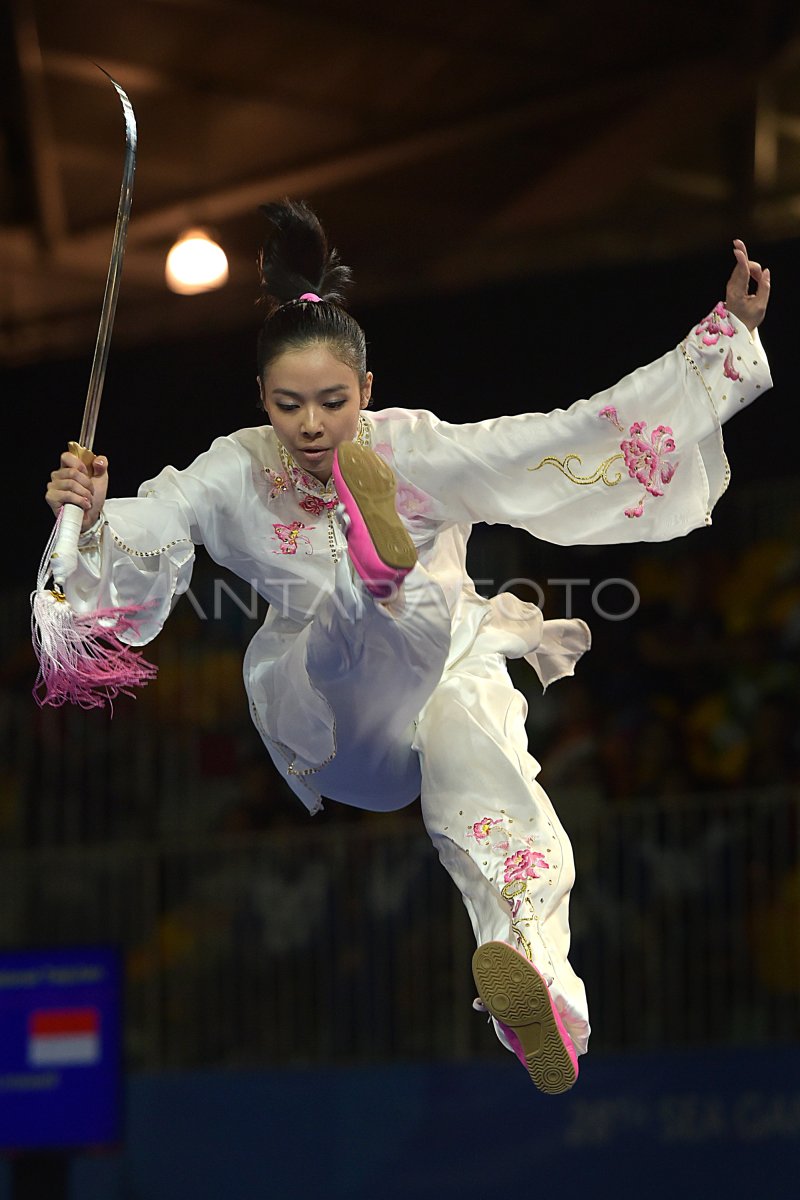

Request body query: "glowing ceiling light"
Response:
[165, 229, 229, 294]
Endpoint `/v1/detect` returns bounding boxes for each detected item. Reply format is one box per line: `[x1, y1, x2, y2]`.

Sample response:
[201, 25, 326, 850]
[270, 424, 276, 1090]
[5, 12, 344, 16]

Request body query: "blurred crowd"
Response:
[532, 527, 800, 804]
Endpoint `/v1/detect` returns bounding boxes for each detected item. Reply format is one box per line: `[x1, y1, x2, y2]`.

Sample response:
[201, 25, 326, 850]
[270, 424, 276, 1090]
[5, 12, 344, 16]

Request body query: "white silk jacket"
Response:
[68, 306, 772, 810]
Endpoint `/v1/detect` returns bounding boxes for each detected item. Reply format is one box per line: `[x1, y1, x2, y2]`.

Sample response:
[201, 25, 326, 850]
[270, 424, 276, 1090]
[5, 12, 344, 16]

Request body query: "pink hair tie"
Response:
[299, 292, 322, 302]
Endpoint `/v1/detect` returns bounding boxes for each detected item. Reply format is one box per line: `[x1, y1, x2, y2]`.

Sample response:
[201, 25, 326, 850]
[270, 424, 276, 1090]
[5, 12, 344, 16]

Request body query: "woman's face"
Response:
[260, 343, 372, 483]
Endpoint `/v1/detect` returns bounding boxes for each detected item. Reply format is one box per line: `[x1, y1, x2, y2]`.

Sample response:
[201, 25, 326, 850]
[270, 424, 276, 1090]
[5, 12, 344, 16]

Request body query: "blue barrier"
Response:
[2, 1046, 799, 1199]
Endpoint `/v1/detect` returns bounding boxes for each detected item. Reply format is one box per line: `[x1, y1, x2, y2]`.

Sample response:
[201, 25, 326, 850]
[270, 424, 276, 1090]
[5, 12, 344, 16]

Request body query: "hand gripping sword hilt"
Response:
[50, 441, 97, 589]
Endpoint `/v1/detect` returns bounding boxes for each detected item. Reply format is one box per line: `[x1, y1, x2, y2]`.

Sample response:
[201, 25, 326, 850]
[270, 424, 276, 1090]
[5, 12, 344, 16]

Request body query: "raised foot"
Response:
[472, 940, 578, 1096]
[332, 442, 416, 597]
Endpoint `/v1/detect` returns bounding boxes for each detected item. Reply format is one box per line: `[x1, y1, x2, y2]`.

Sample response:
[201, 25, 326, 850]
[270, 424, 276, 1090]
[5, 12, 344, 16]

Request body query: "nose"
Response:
[300, 407, 324, 440]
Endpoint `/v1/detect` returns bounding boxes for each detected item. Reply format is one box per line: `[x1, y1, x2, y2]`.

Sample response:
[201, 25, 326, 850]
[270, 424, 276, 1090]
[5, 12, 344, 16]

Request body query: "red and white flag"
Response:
[27, 1008, 101, 1067]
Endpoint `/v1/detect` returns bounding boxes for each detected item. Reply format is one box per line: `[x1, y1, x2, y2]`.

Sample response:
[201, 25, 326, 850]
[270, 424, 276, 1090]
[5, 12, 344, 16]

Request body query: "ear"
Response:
[360, 371, 373, 409]
[256, 375, 265, 408]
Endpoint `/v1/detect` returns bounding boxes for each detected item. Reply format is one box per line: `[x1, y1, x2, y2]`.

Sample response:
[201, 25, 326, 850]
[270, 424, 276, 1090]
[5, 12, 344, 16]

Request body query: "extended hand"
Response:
[725, 238, 770, 331]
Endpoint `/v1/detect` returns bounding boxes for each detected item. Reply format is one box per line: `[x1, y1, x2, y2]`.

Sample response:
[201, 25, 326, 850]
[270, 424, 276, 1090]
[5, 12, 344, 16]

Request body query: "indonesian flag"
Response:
[27, 1008, 101, 1067]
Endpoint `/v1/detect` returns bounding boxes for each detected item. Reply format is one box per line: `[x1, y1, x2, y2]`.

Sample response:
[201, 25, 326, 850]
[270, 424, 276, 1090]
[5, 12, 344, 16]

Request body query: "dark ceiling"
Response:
[2, 0, 800, 367]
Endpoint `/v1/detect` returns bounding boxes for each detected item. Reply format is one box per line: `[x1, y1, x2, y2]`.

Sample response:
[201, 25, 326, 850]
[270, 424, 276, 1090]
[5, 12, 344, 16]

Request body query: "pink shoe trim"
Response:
[513, 953, 579, 1079]
[498, 990, 579, 1079]
[331, 449, 412, 598]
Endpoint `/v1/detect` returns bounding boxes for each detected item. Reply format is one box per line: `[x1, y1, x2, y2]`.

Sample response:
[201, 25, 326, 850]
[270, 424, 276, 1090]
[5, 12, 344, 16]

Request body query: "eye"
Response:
[324, 399, 347, 410]
[275, 402, 299, 412]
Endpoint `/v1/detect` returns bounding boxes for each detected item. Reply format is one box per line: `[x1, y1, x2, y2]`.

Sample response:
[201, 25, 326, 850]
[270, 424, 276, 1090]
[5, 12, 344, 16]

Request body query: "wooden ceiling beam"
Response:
[10, 0, 67, 247]
[777, 113, 800, 141]
[0, 281, 256, 365]
[53, 67, 674, 259]
[0, 223, 252, 290]
[490, 57, 738, 233]
[754, 82, 780, 194]
[648, 167, 731, 204]
[755, 191, 800, 225]
[145, 0, 546, 65]
[1, 58, 744, 301]
[42, 51, 170, 97]
[40, 48, 355, 119]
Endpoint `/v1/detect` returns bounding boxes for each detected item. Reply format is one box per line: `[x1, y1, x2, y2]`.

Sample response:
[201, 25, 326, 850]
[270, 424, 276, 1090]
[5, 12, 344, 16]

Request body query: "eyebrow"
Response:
[270, 386, 350, 399]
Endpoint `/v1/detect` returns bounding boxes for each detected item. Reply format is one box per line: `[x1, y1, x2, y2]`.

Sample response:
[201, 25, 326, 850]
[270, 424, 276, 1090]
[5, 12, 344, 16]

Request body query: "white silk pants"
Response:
[251, 562, 590, 1055]
[413, 648, 590, 1055]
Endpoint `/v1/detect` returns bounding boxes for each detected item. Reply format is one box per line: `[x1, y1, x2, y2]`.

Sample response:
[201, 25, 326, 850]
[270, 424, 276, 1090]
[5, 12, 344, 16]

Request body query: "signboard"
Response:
[0, 947, 122, 1151]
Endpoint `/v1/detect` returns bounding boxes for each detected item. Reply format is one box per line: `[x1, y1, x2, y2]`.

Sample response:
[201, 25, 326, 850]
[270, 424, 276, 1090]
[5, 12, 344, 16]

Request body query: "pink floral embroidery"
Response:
[300, 494, 337, 516]
[695, 302, 735, 346]
[621, 422, 677, 497]
[598, 407, 680, 520]
[503, 848, 550, 883]
[265, 468, 290, 499]
[469, 817, 504, 842]
[598, 405, 624, 432]
[395, 482, 431, 519]
[298, 471, 317, 489]
[464, 815, 552, 961]
[372, 441, 431, 519]
[272, 521, 314, 555]
[723, 349, 742, 382]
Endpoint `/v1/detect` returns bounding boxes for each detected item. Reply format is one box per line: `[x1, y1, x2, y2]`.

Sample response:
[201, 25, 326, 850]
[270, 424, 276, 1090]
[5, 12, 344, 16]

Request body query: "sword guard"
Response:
[67, 441, 96, 476]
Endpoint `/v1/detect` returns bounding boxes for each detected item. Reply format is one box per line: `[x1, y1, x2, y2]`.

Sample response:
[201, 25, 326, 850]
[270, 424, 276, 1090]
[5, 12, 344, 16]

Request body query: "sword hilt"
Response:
[50, 441, 97, 587]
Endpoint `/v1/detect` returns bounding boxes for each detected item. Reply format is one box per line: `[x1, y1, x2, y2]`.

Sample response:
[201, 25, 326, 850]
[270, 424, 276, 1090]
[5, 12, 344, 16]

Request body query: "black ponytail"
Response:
[256, 200, 367, 384]
[257, 199, 351, 313]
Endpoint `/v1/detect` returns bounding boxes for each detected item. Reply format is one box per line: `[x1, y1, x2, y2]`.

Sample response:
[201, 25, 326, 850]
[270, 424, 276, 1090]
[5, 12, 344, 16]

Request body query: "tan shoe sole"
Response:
[472, 941, 578, 1095]
[335, 442, 417, 570]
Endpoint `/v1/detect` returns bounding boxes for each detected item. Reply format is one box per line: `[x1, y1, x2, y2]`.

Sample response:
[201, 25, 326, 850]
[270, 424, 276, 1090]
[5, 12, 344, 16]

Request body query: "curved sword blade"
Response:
[79, 70, 138, 451]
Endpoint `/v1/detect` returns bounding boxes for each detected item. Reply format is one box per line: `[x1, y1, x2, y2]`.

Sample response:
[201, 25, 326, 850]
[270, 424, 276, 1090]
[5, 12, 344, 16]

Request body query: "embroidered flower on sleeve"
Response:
[503, 848, 550, 883]
[695, 302, 735, 346]
[567, 409, 679, 519]
[618, 421, 678, 518]
[538, 407, 679, 520]
[621, 422, 677, 496]
[598, 405, 624, 432]
[271, 521, 314, 555]
[723, 348, 742, 382]
[395, 482, 431, 520]
[371, 441, 431, 520]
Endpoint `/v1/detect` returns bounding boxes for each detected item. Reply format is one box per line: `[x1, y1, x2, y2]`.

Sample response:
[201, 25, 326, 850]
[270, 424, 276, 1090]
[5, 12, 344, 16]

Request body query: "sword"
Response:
[50, 69, 137, 587]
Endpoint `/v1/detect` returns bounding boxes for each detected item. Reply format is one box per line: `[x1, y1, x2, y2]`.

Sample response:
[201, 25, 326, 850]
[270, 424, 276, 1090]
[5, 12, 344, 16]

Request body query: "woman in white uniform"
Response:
[45, 201, 772, 1093]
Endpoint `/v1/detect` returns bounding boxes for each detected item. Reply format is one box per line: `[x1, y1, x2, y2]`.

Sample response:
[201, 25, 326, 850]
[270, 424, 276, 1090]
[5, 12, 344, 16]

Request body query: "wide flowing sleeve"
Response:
[384, 305, 772, 545]
[63, 434, 247, 646]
